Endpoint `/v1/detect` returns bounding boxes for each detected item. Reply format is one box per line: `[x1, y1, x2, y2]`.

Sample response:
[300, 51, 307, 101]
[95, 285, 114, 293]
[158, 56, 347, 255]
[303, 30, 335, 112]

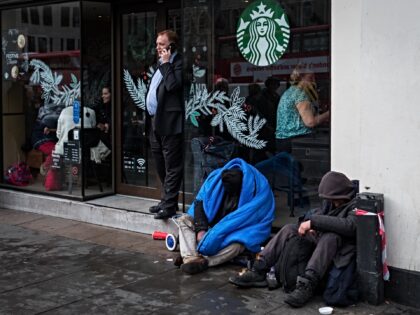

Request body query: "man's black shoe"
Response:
[181, 257, 208, 275]
[174, 255, 183, 267]
[229, 269, 268, 288]
[154, 208, 176, 220]
[149, 205, 161, 214]
[229, 257, 269, 288]
[284, 275, 316, 308]
[229, 260, 268, 288]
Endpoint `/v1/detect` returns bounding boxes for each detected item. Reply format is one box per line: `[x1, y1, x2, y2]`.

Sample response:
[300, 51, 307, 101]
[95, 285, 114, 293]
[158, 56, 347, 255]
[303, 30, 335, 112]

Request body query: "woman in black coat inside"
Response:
[94, 85, 112, 149]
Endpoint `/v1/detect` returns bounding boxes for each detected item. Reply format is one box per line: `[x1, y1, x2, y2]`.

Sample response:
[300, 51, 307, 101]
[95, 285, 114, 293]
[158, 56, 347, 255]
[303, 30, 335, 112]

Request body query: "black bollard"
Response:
[355, 192, 385, 305]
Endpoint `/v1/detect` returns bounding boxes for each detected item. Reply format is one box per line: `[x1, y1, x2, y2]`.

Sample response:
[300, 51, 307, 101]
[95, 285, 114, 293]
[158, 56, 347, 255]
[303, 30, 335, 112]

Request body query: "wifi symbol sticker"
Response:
[137, 158, 146, 167]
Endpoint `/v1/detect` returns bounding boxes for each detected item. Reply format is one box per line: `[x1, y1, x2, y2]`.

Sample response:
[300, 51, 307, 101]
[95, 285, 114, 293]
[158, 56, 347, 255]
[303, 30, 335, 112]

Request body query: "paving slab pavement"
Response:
[1, 208, 419, 315]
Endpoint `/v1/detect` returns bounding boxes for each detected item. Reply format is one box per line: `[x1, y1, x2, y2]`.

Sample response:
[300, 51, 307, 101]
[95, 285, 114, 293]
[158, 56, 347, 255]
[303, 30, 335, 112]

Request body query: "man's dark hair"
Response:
[158, 29, 179, 45]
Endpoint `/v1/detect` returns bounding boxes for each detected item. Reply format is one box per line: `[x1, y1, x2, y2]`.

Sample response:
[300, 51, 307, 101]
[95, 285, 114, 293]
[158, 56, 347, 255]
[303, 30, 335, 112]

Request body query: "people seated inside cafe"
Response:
[43, 102, 113, 191]
[174, 158, 275, 274]
[30, 101, 65, 177]
[93, 85, 112, 150]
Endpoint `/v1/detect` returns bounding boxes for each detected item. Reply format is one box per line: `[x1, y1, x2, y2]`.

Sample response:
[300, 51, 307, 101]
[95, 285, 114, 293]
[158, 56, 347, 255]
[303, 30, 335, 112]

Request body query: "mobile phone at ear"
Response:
[167, 43, 177, 52]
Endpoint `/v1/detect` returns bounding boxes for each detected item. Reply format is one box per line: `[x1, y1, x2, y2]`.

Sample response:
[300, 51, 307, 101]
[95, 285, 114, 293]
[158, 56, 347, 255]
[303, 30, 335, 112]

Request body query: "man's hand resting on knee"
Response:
[298, 220, 315, 236]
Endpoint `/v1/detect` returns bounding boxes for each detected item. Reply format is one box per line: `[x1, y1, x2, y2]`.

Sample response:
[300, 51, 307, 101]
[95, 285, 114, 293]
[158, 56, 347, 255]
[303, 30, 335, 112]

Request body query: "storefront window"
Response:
[183, 0, 331, 224]
[1, 2, 111, 199]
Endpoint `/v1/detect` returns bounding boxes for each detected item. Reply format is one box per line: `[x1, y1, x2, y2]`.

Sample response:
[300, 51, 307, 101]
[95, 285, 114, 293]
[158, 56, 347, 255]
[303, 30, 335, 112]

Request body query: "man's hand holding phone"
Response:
[161, 43, 176, 64]
[168, 43, 176, 52]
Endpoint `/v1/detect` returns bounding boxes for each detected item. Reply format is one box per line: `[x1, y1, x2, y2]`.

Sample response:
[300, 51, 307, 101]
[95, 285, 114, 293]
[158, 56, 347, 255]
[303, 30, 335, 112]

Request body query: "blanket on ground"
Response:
[188, 158, 275, 256]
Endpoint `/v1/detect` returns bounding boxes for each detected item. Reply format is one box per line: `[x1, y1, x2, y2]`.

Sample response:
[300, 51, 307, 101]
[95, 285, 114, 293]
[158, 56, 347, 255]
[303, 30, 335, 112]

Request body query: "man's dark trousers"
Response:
[261, 223, 342, 278]
[149, 118, 183, 211]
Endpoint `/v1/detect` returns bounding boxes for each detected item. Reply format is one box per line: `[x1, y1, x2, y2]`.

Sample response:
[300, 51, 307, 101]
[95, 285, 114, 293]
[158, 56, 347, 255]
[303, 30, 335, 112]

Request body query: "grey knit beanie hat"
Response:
[318, 171, 355, 200]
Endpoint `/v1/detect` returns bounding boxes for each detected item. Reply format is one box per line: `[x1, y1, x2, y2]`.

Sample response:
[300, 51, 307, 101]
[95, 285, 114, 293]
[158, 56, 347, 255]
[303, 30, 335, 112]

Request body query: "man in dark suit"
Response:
[146, 30, 183, 220]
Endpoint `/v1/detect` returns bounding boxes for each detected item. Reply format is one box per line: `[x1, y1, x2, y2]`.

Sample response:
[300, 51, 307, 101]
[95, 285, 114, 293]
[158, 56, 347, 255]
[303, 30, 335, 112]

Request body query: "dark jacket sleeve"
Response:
[310, 213, 356, 238]
[159, 56, 182, 93]
[194, 200, 209, 232]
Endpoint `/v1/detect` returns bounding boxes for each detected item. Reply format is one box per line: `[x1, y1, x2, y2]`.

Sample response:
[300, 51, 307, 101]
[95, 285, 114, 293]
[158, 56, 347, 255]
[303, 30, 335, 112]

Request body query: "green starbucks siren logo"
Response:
[237, 0, 290, 66]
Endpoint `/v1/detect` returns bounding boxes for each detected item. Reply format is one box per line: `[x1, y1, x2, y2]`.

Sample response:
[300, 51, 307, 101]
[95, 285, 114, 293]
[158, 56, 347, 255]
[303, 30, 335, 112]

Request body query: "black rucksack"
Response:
[274, 235, 315, 292]
[323, 258, 359, 306]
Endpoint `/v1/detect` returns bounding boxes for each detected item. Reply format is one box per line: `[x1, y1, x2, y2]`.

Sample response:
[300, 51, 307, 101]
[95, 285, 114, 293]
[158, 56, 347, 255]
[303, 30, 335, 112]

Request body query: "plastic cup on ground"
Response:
[319, 307, 333, 315]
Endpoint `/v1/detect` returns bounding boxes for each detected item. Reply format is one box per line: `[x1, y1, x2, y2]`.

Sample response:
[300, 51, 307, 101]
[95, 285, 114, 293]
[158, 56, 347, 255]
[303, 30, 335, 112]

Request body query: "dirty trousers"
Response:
[177, 214, 244, 266]
[261, 223, 341, 278]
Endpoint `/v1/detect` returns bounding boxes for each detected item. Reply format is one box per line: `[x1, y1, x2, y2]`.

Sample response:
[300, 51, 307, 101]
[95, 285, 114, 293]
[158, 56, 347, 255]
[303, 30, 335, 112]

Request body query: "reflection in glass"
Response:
[61, 7, 70, 27]
[43, 6, 52, 26]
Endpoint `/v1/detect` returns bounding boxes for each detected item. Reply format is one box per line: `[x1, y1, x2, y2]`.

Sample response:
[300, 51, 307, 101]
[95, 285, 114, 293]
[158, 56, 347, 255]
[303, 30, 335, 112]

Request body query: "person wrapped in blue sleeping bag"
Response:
[176, 157, 275, 274]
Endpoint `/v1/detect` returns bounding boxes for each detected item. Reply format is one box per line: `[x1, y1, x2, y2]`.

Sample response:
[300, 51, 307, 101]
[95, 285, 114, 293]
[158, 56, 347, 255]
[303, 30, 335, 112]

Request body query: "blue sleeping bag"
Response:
[188, 158, 275, 256]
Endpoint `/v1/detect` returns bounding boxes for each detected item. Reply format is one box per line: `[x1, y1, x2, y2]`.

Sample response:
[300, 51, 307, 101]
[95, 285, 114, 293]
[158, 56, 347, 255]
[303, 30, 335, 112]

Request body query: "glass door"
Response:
[115, 2, 181, 198]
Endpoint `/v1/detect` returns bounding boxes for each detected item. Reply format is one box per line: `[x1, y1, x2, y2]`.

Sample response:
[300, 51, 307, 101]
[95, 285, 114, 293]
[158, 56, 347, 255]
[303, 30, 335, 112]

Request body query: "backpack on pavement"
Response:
[274, 235, 315, 292]
[323, 258, 359, 306]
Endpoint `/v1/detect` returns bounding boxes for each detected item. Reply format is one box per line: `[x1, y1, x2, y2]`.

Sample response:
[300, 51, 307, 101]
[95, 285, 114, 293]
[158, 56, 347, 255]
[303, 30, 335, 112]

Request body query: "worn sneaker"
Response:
[284, 275, 316, 308]
[180, 257, 208, 275]
[229, 267, 268, 288]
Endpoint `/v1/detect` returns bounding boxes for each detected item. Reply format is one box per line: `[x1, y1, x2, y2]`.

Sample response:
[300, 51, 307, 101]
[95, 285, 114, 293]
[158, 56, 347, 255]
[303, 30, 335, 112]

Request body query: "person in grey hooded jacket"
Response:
[229, 171, 357, 308]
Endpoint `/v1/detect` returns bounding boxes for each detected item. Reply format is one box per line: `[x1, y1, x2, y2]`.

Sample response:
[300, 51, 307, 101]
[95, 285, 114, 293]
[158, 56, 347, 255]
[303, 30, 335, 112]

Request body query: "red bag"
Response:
[4, 162, 33, 186]
[44, 169, 62, 191]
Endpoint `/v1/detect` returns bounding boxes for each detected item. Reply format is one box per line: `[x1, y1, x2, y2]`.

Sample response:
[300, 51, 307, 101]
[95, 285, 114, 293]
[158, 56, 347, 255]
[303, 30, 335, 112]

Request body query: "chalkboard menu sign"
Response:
[64, 141, 80, 163]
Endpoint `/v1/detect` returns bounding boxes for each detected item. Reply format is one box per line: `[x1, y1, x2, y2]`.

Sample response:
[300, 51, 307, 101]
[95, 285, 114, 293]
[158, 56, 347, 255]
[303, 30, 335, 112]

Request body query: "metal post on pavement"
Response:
[355, 192, 385, 305]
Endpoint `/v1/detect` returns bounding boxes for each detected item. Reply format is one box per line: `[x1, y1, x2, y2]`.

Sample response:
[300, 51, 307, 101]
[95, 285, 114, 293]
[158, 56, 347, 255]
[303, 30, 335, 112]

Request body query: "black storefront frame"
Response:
[80, 0, 114, 200]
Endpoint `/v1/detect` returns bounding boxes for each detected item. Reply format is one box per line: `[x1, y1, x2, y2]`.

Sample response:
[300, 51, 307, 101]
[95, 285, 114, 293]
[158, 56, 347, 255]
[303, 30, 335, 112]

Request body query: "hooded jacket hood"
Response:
[318, 171, 355, 200]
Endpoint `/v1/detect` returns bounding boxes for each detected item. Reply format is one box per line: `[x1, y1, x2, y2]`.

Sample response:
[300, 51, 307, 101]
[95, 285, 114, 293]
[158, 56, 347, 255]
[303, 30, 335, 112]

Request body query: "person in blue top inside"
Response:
[275, 65, 330, 153]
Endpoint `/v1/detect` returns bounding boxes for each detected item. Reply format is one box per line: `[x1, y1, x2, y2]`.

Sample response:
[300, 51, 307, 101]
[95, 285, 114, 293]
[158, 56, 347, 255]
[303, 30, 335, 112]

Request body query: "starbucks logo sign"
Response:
[237, 0, 290, 66]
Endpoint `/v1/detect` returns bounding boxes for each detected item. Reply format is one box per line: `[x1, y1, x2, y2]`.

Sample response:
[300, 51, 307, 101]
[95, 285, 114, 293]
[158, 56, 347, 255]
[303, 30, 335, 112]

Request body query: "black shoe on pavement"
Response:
[149, 204, 161, 214]
[229, 258, 269, 288]
[181, 257, 208, 275]
[229, 269, 268, 288]
[154, 208, 176, 220]
[284, 275, 316, 308]
[174, 255, 183, 267]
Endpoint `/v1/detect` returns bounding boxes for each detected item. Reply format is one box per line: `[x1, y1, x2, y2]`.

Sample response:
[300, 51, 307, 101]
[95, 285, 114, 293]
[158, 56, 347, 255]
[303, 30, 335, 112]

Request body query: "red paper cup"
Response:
[152, 231, 168, 240]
